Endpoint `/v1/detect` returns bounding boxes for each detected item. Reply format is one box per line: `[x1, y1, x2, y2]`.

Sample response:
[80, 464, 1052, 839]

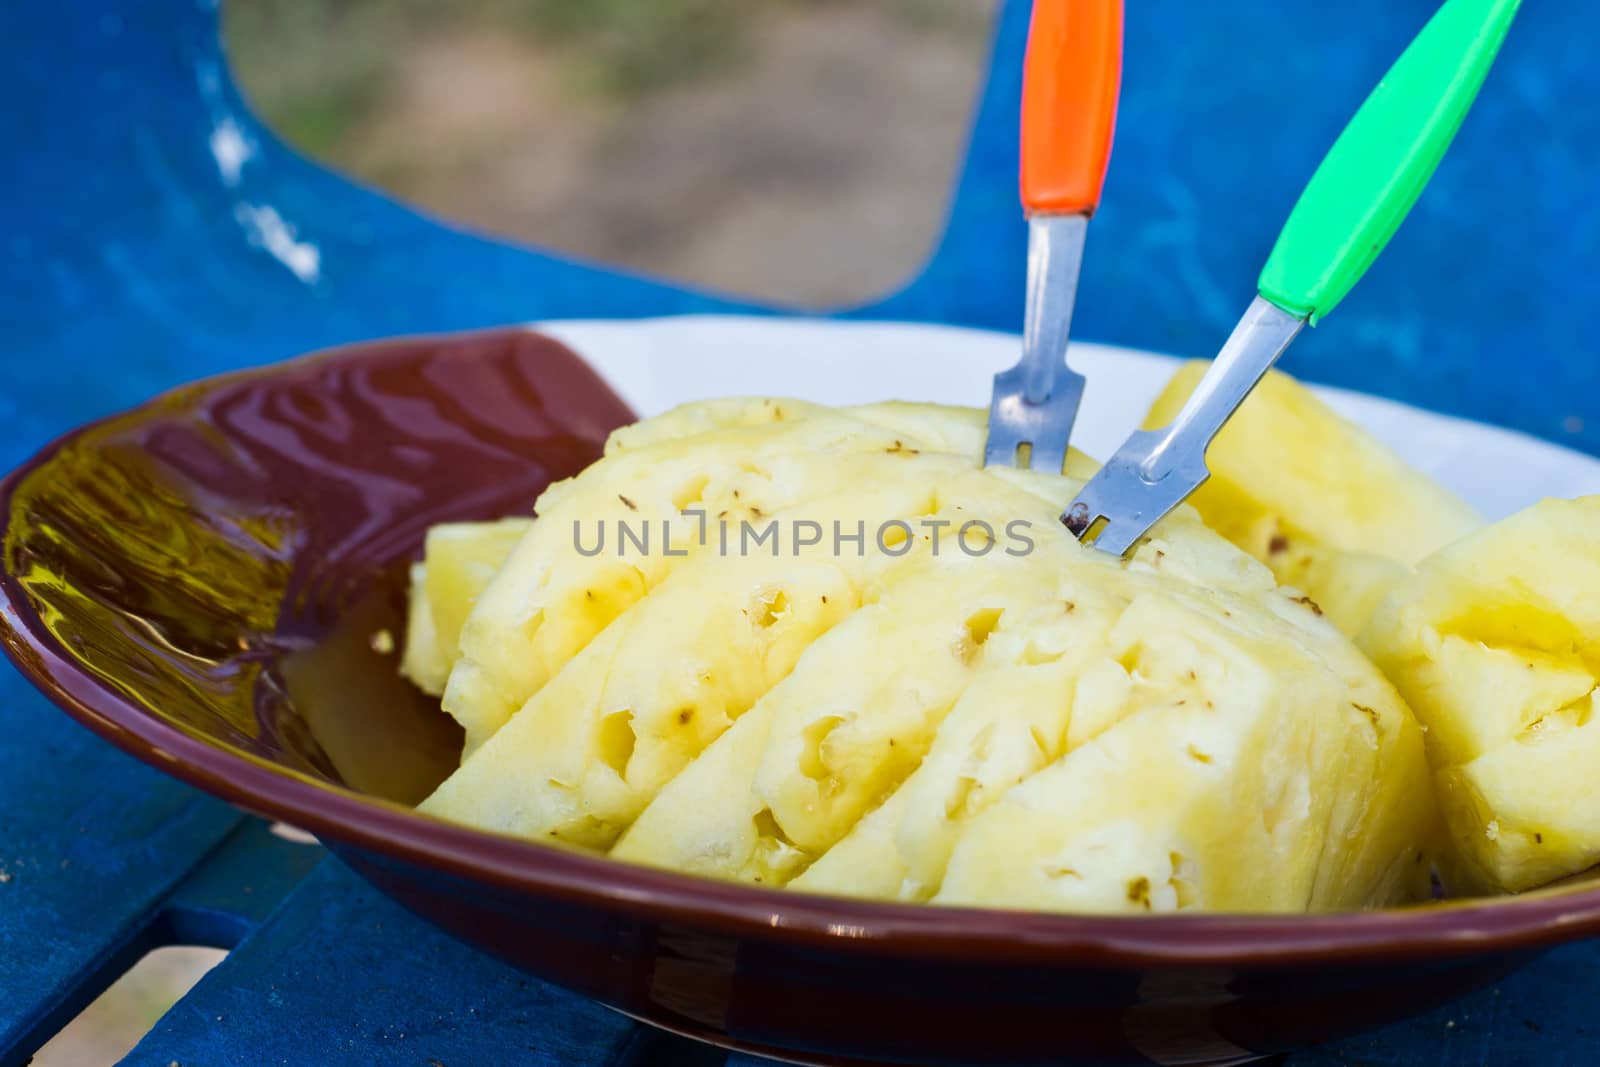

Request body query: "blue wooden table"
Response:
[4, 2, 1598, 1064]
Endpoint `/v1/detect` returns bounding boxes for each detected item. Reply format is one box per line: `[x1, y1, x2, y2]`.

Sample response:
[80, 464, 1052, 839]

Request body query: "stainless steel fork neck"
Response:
[1020, 214, 1090, 403]
[1059, 295, 1306, 558]
[1137, 296, 1305, 482]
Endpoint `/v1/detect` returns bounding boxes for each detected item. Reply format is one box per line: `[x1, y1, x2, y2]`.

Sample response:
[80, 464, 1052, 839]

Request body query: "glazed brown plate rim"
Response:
[5, 326, 1599, 969]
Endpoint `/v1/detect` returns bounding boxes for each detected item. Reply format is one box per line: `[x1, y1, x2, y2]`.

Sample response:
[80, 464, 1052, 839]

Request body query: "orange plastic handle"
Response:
[1020, 0, 1123, 217]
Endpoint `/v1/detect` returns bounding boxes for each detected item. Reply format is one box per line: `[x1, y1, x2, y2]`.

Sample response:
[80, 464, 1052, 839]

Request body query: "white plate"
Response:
[538, 315, 1600, 521]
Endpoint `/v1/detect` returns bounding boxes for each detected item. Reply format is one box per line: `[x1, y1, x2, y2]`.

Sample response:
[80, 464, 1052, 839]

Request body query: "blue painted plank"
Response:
[0, 672, 243, 1065]
[159, 820, 325, 949]
[123, 860, 654, 1067]
[1288, 941, 1600, 1067]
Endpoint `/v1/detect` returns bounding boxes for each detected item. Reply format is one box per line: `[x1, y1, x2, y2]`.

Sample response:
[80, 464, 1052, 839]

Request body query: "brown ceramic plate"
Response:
[5, 325, 1600, 1067]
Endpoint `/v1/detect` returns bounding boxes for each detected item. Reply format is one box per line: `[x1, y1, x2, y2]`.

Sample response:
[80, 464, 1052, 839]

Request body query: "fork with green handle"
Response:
[1064, 0, 1521, 555]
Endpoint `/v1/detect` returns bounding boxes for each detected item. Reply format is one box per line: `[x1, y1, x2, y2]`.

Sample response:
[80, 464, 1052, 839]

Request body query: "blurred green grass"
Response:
[224, 0, 987, 156]
[222, 0, 997, 305]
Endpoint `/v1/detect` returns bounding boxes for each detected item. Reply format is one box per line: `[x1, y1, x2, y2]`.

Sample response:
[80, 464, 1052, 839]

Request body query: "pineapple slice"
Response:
[1257, 539, 1408, 638]
[444, 402, 1096, 753]
[754, 562, 1049, 856]
[794, 596, 1103, 901]
[605, 397, 996, 466]
[603, 396, 826, 456]
[407, 398, 1439, 914]
[799, 572, 1431, 912]
[612, 556, 1051, 883]
[423, 520, 535, 661]
[444, 410, 973, 752]
[419, 464, 962, 844]
[438, 460, 1062, 857]
[1143, 361, 1480, 563]
[420, 553, 859, 849]
[1142, 361, 1480, 633]
[1439, 695, 1600, 892]
[399, 563, 448, 695]
[610, 692, 797, 884]
[1360, 496, 1600, 892]
[845, 401, 986, 459]
[933, 580, 1431, 914]
[611, 470, 1102, 882]
[399, 519, 531, 695]
[610, 463, 1429, 911]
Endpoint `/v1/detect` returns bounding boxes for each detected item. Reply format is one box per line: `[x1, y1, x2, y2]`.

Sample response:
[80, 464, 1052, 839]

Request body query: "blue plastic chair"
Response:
[3, 1, 1597, 1063]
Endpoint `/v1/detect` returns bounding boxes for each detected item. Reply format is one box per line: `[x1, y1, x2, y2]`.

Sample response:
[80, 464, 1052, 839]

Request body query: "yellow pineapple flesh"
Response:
[406, 398, 1440, 914]
[1360, 496, 1600, 892]
[1142, 361, 1480, 635]
[421, 553, 859, 849]
[443, 399, 1093, 753]
[399, 519, 531, 695]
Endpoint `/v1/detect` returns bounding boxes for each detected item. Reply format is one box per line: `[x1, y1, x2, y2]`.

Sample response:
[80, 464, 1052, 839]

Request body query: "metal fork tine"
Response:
[1063, 299, 1306, 556]
[985, 0, 1120, 474]
[982, 215, 1089, 474]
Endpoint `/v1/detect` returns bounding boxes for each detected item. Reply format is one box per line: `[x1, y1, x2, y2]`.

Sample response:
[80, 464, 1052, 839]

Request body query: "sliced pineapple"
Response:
[603, 396, 827, 456]
[1257, 539, 1408, 638]
[1143, 361, 1480, 563]
[799, 569, 1431, 912]
[610, 694, 799, 884]
[1439, 695, 1600, 891]
[607, 396, 992, 466]
[609, 462, 1429, 912]
[445, 403, 1098, 753]
[399, 519, 531, 695]
[445, 411, 975, 751]
[610, 469, 1097, 881]
[1360, 496, 1600, 892]
[1142, 361, 1480, 634]
[399, 562, 449, 695]
[420, 553, 859, 849]
[933, 578, 1431, 914]
[756, 467, 1282, 874]
[613, 556, 1051, 883]
[794, 596, 1102, 901]
[754, 561, 1050, 857]
[422, 456, 1015, 844]
[407, 398, 1440, 914]
[423, 520, 534, 660]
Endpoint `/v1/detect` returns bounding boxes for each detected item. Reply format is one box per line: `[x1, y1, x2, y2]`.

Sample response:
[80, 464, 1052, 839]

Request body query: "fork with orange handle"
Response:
[983, 0, 1122, 474]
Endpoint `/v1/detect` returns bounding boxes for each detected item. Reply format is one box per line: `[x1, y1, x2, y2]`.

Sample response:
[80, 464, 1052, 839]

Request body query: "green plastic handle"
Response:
[1258, 0, 1520, 324]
